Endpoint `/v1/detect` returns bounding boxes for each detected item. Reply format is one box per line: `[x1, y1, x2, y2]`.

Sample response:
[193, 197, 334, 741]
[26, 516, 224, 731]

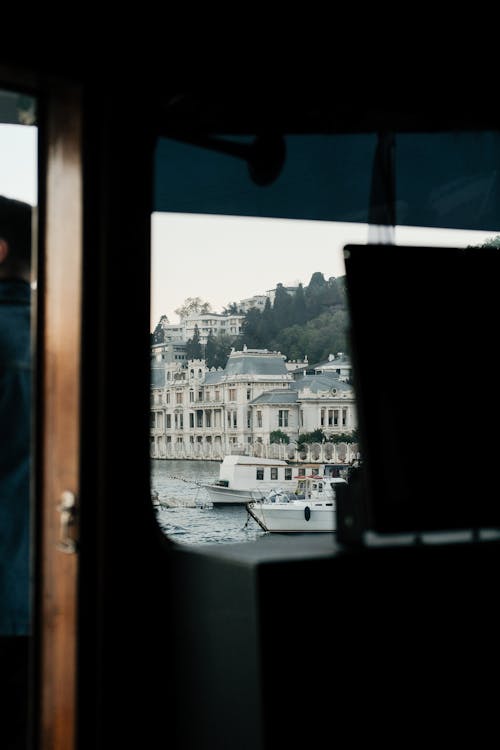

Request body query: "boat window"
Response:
[150, 130, 500, 545]
[0, 88, 37, 750]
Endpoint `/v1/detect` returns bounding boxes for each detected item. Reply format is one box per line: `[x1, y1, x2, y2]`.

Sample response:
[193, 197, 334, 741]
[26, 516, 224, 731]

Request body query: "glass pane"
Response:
[0, 89, 37, 748]
[151, 132, 498, 545]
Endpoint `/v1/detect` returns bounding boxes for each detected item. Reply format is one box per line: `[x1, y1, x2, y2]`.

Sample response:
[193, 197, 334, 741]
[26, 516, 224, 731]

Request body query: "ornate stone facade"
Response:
[150, 348, 357, 460]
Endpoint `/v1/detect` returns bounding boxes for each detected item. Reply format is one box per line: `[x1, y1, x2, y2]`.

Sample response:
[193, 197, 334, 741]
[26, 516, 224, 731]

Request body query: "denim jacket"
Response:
[0, 280, 32, 635]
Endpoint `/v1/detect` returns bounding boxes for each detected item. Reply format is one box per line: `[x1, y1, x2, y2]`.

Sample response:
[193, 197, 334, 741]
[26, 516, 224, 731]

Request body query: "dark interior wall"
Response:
[168, 536, 500, 749]
[169, 546, 263, 749]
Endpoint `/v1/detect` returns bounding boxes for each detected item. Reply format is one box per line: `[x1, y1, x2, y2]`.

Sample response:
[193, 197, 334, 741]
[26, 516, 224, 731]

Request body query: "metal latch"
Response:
[56, 490, 78, 554]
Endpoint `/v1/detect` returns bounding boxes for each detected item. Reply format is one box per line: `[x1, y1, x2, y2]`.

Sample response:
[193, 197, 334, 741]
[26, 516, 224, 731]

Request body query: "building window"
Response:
[256, 469, 264, 481]
[229, 388, 236, 401]
[320, 408, 325, 427]
[278, 410, 289, 428]
[247, 389, 251, 400]
[176, 392, 183, 405]
[247, 411, 251, 428]
[328, 410, 333, 427]
[189, 390, 194, 402]
[342, 408, 347, 426]
[166, 414, 171, 429]
[198, 390, 203, 401]
[205, 411, 211, 428]
[271, 468, 278, 480]
[257, 411, 262, 428]
[285, 468, 292, 480]
[189, 413, 194, 428]
[215, 389, 220, 401]
[300, 410, 304, 427]
[334, 410, 339, 426]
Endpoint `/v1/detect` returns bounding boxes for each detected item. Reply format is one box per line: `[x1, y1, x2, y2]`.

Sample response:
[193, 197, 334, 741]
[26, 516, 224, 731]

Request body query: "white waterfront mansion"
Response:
[150, 346, 358, 461]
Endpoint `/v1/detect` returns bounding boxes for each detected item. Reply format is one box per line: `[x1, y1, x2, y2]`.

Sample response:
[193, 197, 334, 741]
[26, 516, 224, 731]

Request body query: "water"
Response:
[151, 459, 264, 545]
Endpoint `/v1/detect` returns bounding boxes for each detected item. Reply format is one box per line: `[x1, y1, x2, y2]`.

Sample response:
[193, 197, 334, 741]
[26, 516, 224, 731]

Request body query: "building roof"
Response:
[292, 373, 353, 394]
[203, 371, 226, 385]
[250, 390, 299, 405]
[224, 350, 289, 377]
[313, 353, 351, 369]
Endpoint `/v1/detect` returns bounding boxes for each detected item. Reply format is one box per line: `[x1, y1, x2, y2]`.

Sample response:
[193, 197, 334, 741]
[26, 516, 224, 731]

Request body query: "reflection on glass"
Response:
[150, 212, 498, 545]
[0, 90, 37, 749]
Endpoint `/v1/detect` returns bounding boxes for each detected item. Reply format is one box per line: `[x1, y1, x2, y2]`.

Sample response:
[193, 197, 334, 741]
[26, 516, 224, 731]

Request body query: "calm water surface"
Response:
[151, 459, 264, 545]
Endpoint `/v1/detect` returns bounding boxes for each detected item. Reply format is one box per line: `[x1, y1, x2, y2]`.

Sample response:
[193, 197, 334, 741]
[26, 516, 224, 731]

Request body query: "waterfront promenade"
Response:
[151, 440, 359, 464]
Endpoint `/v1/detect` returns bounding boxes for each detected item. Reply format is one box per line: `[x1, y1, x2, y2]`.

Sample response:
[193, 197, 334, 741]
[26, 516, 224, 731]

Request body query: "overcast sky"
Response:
[0, 123, 37, 205]
[1, 122, 498, 330]
[150, 212, 500, 328]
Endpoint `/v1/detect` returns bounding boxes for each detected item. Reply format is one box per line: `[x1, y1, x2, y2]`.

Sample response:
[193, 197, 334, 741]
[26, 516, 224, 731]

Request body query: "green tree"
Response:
[291, 283, 307, 325]
[210, 332, 235, 369]
[186, 324, 203, 360]
[330, 429, 358, 444]
[270, 430, 290, 444]
[241, 307, 264, 348]
[298, 429, 326, 446]
[324, 277, 343, 307]
[223, 302, 239, 314]
[174, 297, 212, 320]
[270, 309, 349, 364]
[261, 297, 277, 339]
[273, 283, 294, 330]
[151, 314, 169, 344]
[469, 235, 500, 248]
[305, 271, 328, 318]
[204, 332, 217, 368]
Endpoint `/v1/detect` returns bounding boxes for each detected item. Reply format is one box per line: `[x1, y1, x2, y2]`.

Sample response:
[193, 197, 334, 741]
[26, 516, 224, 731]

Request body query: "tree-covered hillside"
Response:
[152, 271, 350, 368]
[240, 275, 348, 364]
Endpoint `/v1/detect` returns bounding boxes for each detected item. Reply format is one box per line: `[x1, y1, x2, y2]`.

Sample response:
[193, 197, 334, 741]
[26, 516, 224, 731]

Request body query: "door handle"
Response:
[56, 490, 78, 554]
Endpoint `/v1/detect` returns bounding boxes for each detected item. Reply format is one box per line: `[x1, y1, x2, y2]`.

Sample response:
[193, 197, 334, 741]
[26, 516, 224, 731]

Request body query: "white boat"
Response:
[246, 474, 347, 533]
[203, 455, 327, 506]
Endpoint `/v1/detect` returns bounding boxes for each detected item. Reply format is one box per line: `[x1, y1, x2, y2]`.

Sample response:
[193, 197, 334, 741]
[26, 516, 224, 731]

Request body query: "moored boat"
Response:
[203, 455, 301, 505]
[246, 474, 347, 533]
[202, 454, 338, 505]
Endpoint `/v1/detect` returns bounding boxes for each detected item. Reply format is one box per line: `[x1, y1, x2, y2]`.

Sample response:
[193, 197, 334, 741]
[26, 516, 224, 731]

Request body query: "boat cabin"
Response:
[218, 455, 293, 488]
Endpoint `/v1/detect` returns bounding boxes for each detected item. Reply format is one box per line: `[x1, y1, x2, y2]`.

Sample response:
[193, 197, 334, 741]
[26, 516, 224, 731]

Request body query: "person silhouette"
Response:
[0, 194, 33, 749]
